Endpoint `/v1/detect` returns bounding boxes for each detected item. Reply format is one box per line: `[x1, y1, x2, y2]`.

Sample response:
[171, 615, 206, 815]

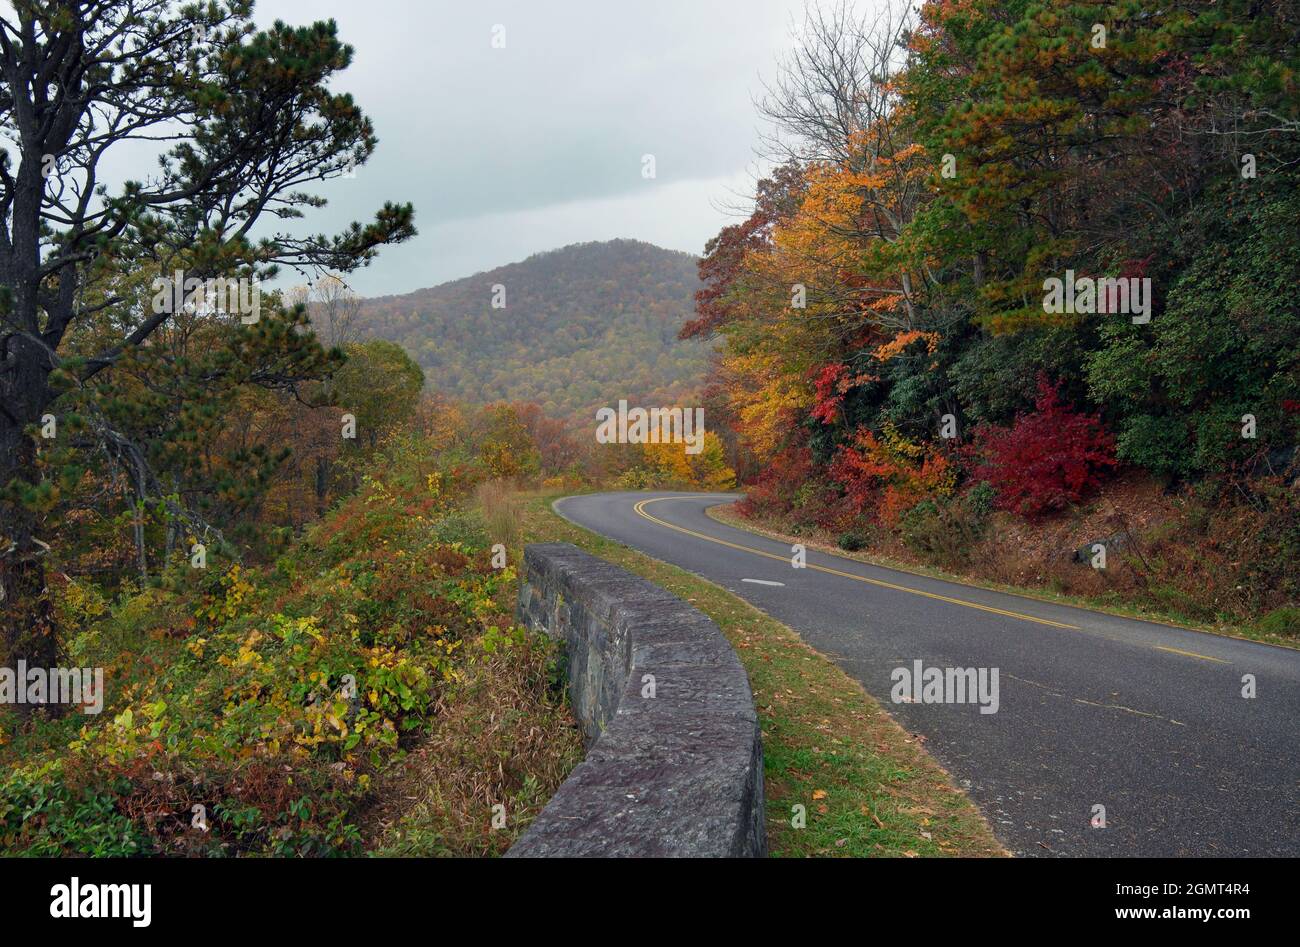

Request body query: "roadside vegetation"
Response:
[4, 0, 1295, 862]
[711, 495, 1300, 651]
[686, 1, 1300, 642]
[0, 432, 581, 856]
[516, 491, 1005, 857]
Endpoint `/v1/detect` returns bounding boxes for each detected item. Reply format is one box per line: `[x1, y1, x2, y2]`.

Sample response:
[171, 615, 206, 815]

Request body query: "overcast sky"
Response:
[250, 0, 811, 296]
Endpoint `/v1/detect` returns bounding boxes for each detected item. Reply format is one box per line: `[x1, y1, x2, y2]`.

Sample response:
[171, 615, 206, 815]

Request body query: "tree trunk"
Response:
[0, 337, 61, 701]
[0, 429, 60, 717]
[315, 454, 329, 517]
[130, 453, 149, 582]
[900, 272, 916, 326]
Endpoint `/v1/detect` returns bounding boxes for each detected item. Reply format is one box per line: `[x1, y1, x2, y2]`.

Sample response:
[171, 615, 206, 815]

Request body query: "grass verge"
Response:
[518, 491, 1005, 858]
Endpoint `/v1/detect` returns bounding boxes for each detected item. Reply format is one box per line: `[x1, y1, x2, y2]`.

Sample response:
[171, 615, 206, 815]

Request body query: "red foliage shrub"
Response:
[737, 444, 861, 532]
[811, 363, 849, 424]
[829, 425, 955, 526]
[969, 375, 1117, 517]
[735, 446, 814, 518]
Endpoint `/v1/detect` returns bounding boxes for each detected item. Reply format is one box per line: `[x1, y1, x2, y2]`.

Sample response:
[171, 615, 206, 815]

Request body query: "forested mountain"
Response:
[354, 240, 708, 425]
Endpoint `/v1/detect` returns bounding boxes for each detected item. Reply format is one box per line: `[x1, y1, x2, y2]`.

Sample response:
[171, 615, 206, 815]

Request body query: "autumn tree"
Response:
[331, 339, 425, 451]
[510, 401, 583, 475]
[697, 0, 1298, 541]
[471, 403, 541, 482]
[291, 273, 363, 349]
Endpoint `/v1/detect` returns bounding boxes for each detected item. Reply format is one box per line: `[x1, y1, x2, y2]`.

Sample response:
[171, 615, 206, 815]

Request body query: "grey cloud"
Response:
[251, 0, 806, 294]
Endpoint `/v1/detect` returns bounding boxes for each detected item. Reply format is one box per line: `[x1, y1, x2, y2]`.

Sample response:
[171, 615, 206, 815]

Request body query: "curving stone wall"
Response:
[505, 542, 766, 857]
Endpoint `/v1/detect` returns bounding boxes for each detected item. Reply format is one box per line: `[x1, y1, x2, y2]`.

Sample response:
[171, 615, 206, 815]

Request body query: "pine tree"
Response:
[0, 2, 415, 682]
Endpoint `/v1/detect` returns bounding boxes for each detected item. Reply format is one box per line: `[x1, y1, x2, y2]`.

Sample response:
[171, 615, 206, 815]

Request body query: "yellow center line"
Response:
[632, 496, 1080, 630]
[1154, 645, 1229, 664]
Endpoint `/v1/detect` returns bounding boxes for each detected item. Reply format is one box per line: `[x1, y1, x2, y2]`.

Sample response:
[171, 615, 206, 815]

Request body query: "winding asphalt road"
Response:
[555, 491, 1300, 857]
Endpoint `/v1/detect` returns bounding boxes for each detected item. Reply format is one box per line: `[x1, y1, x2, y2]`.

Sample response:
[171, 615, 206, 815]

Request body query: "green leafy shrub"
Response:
[837, 530, 869, 552]
[1086, 176, 1300, 480]
[899, 488, 994, 568]
[0, 765, 150, 857]
[965, 481, 997, 519]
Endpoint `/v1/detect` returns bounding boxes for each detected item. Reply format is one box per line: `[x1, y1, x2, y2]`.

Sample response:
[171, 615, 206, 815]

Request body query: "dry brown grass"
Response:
[474, 479, 523, 557]
[362, 623, 583, 856]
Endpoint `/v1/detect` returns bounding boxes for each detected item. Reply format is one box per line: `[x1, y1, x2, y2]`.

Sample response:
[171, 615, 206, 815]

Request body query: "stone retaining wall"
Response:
[505, 542, 766, 857]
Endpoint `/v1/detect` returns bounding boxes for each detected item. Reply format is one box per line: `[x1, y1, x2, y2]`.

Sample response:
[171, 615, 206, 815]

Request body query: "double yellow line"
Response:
[633, 496, 1080, 630]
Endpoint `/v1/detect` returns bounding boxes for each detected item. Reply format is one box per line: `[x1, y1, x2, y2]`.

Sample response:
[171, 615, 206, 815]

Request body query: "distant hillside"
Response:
[354, 239, 708, 425]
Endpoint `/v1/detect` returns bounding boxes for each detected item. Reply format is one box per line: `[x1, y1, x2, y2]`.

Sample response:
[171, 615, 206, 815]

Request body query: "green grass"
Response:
[519, 492, 1005, 858]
